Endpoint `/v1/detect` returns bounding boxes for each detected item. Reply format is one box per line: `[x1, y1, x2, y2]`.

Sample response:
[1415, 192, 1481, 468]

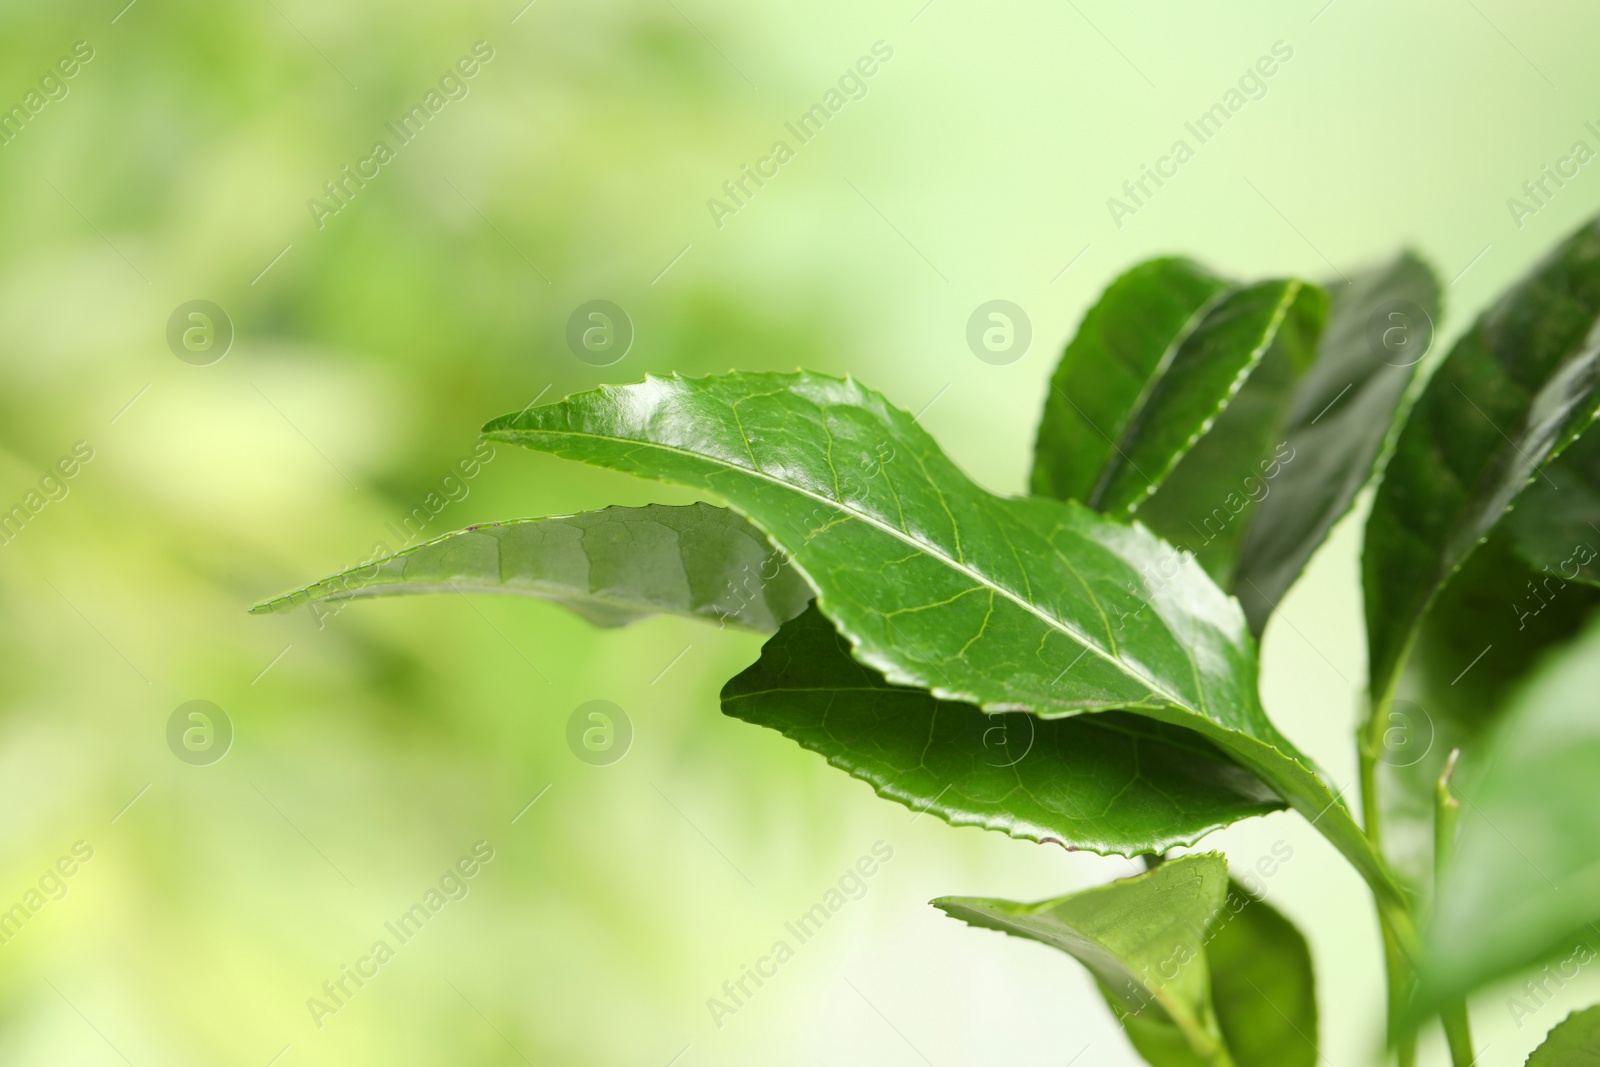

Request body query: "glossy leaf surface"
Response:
[1133, 282, 1325, 593]
[1092, 279, 1317, 518]
[723, 605, 1285, 856]
[484, 372, 1395, 897]
[1031, 258, 1231, 506]
[251, 502, 813, 633]
[1081, 279, 1320, 518]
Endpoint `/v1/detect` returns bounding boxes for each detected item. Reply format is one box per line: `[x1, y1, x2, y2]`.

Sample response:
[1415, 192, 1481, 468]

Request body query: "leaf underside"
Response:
[936, 859, 1318, 1067]
[1207, 884, 1319, 1067]
[723, 605, 1285, 856]
[249, 502, 813, 633]
[937, 855, 1245, 1067]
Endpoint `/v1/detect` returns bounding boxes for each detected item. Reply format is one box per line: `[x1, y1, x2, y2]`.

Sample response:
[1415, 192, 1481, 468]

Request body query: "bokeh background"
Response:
[4, 0, 1600, 1063]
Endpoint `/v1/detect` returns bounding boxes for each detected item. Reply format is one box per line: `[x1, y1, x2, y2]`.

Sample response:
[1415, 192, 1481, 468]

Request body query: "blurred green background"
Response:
[3, 0, 1600, 1063]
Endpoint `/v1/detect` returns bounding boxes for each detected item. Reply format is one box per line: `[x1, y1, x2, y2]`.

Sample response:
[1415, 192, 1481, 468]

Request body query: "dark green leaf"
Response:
[484, 372, 1396, 899]
[1085, 279, 1322, 518]
[722, 605, 1285, 856]
[1233, 253, 1441, 631]
[1415, 616, 1600, 1015]
[1133, 281, 1326, 594]
[1527, 1005, 1600, 1065]
[250, 502, 813, 633]
[1031, 258, 1231, 505]
[935, 855, 1234, 1067]
[1364, 217, 1600, 706]
[1505, 428, 1600, 588]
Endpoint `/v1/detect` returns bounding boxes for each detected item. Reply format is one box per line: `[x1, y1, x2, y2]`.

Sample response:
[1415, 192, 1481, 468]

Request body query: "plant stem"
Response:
[1361, 692, 1417, 1067]
[1435, 750, 1476, 1067]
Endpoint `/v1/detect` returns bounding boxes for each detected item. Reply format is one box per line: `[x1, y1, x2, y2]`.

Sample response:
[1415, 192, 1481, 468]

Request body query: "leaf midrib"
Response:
[1100, 281, 1304, 517]
[491, 422, 1185, 709]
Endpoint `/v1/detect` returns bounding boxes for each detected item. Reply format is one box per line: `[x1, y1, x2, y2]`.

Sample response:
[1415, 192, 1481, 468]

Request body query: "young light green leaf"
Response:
[1379, 534, 1600, 887]
[938, 864, 1316, 1067]
[1031, 258, 1232, 505]
[483, 371, 1401, 905]
[1131, 282, 1326, 594]
[722, 605, 1285, 856]
[1207, 886, 1318, 1067]
[249, 502, 813, 633]
[1233, 252, 1441, 631]
[1364, 217, 1600, 707]
[935, 855, 1235, 1067]
[1416, 616, 1600, 1016]
[1526, 1004, 1600, 1065]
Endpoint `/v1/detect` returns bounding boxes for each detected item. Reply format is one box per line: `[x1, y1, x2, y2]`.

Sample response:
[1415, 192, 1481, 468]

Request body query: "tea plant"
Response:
[256, 213, 1600, 1066]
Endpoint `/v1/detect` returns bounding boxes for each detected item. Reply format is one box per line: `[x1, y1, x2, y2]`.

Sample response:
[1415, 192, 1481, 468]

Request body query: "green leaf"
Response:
[1132, 281, 1326, 595]
[1364, 217, 1600, 706]
[1415, 616, 1600, 1015]
[483, 371, 1401, 904]
[722, 605, 1285, 856]
[1207, 885, 1318, 1067]
[935, 855, 1235, 1067]
[1031, 258, 1232, 506]
[1036, 273, 1320, 519]
[1233, 253, 1441, 631]
[1527, 1005, 1600, 1065]
[1505, 428, 1600, 588]
[936, 862, 1318, 1067]
[249, 502, 813, 633]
